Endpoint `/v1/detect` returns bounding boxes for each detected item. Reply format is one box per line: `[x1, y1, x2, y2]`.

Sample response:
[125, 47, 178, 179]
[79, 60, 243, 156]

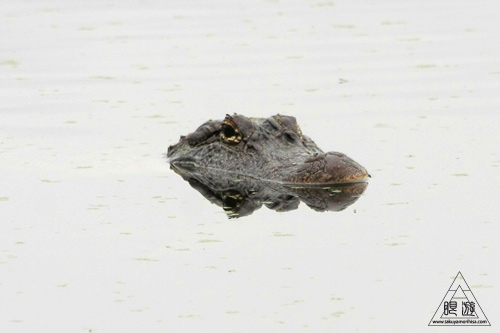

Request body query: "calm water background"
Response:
[1, 0, 499, 332]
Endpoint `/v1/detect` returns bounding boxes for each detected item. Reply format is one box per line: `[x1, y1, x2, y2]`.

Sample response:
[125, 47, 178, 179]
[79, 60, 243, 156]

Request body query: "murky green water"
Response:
[1, 1, 499, 331]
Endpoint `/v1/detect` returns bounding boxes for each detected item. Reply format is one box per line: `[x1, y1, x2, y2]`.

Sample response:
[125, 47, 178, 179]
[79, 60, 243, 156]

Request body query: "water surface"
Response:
[1, 0, 499, 331]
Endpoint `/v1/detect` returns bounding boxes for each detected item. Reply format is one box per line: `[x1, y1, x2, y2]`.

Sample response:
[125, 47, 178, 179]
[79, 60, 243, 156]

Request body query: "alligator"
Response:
[167, 114, 369, 185]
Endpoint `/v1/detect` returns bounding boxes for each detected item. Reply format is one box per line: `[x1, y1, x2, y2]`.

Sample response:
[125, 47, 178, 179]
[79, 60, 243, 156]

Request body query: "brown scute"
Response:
[227, 114, 257, 141]
[186, 120, 222, 146]
[274, 114, 301, 134]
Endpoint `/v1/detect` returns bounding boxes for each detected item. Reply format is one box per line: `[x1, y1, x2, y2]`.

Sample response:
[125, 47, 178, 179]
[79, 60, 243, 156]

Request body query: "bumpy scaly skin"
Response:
[168, 114, 369, 184]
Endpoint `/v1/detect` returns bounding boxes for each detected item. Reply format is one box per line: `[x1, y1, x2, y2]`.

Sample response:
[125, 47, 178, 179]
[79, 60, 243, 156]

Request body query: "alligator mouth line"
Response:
[169, 157, 199, 171]
[169, 159, 369, 186]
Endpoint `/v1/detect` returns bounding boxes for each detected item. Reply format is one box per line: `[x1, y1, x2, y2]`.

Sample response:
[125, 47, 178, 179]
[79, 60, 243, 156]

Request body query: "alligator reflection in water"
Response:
[170, 166, 368, 218]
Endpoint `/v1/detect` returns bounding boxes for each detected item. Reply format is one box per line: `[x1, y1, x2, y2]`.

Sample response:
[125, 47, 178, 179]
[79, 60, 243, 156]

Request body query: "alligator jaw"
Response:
[169, 157, 199, 172]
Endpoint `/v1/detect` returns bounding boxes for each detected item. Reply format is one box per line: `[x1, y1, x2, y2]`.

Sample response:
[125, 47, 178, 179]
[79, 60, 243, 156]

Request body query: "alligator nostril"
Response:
[323, 153, 369, 183]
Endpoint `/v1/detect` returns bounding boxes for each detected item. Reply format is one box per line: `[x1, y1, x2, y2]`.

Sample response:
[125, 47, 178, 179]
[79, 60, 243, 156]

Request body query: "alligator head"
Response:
[167, 114, 369, 184]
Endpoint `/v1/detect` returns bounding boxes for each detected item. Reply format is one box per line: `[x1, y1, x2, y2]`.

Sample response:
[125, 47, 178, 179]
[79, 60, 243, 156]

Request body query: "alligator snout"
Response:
[284, 152, 369, 184]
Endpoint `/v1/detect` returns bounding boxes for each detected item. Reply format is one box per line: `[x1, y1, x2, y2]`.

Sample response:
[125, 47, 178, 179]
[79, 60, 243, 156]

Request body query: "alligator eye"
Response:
[222, 191, 243, 214]
[220, 121, 242, 144]
[223, 195, 242, 211]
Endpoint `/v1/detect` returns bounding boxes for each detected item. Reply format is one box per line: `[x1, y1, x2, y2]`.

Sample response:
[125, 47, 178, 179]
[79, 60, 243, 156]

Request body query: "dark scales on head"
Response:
[168, 114, 369, 184]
